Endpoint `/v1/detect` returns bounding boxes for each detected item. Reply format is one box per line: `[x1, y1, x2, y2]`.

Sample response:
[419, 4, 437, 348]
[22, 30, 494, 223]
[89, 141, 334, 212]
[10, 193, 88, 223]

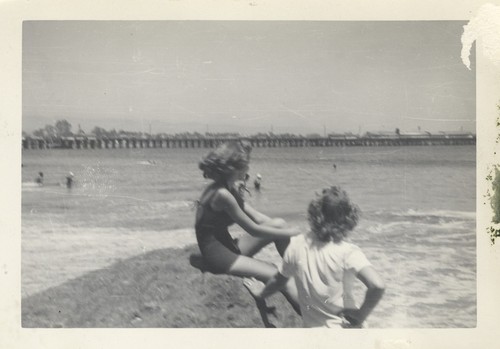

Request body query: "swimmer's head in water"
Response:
[199, 141, 252, 183]
[307, 186, 360, 243]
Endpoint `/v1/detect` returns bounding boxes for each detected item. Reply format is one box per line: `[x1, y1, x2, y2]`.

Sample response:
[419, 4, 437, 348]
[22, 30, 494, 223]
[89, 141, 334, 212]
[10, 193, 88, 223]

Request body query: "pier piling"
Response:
[22, 135, 476, 150]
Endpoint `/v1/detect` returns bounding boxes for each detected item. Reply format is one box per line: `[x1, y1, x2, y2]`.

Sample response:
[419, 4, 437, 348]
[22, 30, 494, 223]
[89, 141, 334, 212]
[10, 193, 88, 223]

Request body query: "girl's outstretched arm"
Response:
[214, 188, 300, 238]
[341, 266, 385, 326]
[243, 203, 273, 224]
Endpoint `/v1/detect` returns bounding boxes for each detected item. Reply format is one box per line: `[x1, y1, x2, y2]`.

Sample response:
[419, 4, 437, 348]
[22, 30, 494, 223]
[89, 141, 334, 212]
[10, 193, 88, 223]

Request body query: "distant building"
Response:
[364, 131, 399, 139]
[328, 132, 358, 140]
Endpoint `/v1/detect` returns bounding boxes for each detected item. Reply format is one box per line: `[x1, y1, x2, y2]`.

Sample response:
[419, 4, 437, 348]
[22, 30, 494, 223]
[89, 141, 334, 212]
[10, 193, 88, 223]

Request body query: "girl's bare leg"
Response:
[237, 217, 291, 257]
[237, 234, 275, 257]
[228, 255, 301, 316]
[263, 218, 292, 256]
[227, 255, 278, 327]
[237, 234, 290, 258]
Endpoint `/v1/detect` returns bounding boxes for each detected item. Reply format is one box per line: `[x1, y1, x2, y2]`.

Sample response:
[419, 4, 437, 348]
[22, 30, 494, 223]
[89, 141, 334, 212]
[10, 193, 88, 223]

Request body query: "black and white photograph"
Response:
[2, 0, 500, 348]
[20, 19, 476, 328]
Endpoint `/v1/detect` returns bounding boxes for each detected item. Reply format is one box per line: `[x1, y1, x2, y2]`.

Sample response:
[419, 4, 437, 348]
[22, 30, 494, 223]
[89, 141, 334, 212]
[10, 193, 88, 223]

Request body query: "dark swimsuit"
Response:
[195, 186, 244, 274]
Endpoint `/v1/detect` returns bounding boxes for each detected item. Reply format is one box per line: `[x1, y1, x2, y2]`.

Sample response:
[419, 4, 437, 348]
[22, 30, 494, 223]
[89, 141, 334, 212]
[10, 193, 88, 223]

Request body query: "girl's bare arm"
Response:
[342, 266, 385, 325]
[214, 189, 299, 238]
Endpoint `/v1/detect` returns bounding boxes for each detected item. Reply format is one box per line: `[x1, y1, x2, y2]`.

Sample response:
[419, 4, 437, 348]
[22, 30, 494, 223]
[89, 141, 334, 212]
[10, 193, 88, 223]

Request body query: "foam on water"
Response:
[351, 207, 476, 327]
[396, 208, 476, 220]
[364, 217, 473, 236]
[22, 182, 42, 188]
[22, 221, 196, 297]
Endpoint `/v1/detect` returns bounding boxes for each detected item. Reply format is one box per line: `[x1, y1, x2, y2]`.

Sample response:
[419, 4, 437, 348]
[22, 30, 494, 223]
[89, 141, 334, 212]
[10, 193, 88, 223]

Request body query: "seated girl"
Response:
[194, 141, 301, 318]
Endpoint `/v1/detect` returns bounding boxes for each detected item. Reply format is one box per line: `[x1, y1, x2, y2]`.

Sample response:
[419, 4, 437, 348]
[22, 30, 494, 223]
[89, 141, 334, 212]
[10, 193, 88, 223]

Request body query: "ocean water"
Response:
[21, 145, 476, 328]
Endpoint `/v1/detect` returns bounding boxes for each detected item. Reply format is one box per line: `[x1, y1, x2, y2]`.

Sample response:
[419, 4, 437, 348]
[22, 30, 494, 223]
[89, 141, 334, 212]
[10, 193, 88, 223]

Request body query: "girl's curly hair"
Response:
[307, 186, 360, 243]
[198, 141, 252, 182]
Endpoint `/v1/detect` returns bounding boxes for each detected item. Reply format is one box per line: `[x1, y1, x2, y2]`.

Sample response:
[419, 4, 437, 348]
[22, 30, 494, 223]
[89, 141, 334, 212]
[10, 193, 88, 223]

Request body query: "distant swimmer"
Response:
[35, 172, 44, 186]
[333, 163, 337, 170]
[254, 173, 262, 191]
[66, 172, 74, 189]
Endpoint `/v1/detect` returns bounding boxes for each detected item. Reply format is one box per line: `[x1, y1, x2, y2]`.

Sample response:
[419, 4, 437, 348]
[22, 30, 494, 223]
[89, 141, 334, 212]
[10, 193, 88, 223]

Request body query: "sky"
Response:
[22, 21, 476, 136]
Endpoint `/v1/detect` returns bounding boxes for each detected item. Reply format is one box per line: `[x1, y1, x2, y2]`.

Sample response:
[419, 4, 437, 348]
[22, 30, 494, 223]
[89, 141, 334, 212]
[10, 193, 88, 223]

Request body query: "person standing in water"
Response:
[35, 172, 44, 186]
[66, 172, 74, 189]
[253, 173, 262, 191]
[194, 141, 301, 321]
[243, 186, 385, 328]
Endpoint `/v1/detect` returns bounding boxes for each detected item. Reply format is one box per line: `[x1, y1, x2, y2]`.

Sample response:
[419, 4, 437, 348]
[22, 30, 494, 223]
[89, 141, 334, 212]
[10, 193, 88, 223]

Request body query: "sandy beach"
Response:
[22, 242, 299, 328]
[20, 221, 290, 327]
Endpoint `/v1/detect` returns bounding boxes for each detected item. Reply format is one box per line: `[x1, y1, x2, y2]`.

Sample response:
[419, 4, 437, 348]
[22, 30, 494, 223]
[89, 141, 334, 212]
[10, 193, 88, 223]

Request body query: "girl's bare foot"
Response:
[243, 278, 277, 328]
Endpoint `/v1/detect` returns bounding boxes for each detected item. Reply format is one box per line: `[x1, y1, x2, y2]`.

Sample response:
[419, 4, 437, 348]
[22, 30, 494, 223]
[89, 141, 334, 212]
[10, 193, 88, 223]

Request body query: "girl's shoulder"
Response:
[312, 239, 363, 259]
[213, 185, 234, 200]
[334, 241, 368, 265]
[287, 233, 310, 254]
[199, 184, 224, 203]
[209, 185, 240, 210]
[335, 240, 362, 252]
[291, 233, 308, 245]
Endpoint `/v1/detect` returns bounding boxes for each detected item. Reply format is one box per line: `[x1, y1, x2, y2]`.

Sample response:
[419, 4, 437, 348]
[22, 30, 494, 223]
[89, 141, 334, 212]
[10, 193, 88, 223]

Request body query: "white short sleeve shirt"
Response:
[279, 233, 371, 328]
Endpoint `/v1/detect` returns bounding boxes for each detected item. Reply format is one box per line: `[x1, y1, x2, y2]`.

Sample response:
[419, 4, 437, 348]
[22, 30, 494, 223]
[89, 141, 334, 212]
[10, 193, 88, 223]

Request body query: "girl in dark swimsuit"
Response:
[195, 141, 301, 316]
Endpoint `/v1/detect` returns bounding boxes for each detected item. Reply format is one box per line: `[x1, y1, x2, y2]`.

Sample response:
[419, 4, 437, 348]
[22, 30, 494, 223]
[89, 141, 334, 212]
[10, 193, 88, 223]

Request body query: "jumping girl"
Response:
[194, 141, 301, 320]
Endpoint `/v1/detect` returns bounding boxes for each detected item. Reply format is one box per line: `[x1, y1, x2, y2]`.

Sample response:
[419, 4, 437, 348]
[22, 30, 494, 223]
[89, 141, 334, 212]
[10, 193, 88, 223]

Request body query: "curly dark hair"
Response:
[198, 141, 252, 183]
[307, 186, 360, 243]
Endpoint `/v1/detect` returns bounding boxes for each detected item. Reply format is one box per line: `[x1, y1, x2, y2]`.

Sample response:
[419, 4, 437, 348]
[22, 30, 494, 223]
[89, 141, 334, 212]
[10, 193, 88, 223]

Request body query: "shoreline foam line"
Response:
[22, 227, 197, 297]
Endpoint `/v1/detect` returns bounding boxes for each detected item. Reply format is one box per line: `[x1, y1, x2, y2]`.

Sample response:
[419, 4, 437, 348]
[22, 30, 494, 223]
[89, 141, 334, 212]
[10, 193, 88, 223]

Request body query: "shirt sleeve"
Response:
[345, 246, 371, 273]
[278, 239, 297, 278]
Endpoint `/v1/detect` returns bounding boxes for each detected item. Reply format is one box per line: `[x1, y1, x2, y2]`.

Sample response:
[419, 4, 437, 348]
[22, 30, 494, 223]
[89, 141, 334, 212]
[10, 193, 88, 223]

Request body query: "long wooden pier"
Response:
[22, 134, 476, 150]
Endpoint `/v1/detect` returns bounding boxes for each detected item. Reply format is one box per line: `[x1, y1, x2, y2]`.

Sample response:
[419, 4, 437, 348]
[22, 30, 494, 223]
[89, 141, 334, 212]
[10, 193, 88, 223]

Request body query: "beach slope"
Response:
[22, 245, 301, 328]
